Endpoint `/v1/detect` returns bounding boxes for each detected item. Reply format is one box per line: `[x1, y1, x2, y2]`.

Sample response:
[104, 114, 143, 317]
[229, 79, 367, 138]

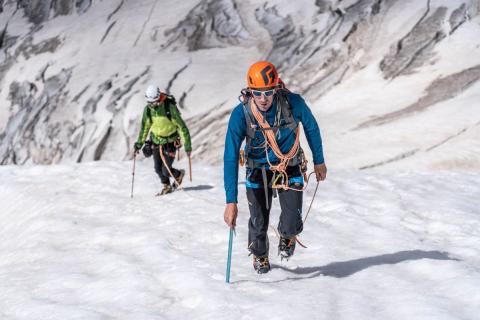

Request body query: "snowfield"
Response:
[1, 0, 480, 318]
[1, 160, 479, 319]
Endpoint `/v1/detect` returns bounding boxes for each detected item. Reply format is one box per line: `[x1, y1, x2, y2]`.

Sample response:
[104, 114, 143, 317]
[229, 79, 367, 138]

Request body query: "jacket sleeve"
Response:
[170, 104, 192, 152]
[289, 93, 325, 165]
[224, 105, 246, 203]
[136, 106, 152, 145]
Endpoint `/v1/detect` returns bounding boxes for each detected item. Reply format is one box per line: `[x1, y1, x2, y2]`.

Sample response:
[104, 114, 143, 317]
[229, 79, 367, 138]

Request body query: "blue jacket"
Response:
[224, 92, 325, 203]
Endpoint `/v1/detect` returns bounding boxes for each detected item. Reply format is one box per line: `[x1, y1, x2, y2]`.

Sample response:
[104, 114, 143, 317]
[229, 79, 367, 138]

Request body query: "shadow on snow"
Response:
[183, 185, 214, 191]
[233, 250, 459, 284]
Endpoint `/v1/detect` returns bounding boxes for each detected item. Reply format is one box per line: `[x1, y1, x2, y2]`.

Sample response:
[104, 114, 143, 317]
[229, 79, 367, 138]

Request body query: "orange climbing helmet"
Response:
[247, 61, 279, 90]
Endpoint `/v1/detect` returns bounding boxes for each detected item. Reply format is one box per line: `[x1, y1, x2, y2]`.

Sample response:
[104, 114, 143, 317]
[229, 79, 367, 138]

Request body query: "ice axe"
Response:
[188, 154, 192, 182]
[130, 152, 137, 198]
[226, 227, 234, 283]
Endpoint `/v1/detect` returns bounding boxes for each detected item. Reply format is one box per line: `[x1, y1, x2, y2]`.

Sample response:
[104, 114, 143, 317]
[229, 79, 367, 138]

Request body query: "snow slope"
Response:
[1, 2, 480, 318]
[1, 0, 479, 168]
[1, 161, 479, 319]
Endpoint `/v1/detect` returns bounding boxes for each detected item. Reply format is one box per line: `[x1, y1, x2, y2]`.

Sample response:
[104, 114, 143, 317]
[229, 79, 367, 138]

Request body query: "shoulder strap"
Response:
[146, 94, 176, 121]
[162, 94, 177, 121]
[277, 89, 302, 165]
[242, 98, 256, 139]
[147, 104, 153, 123]
[276, 89, 297, 131]
[165, 101, 172, 121]
[242, 90, 297, 135]
[241, 89, 301, 169]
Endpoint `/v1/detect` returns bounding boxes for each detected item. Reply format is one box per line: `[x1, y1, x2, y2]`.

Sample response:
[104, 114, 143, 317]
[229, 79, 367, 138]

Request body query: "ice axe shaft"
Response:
[226, 228, 234, 283]
[130, 153, 137, 198]
[188, 155, 192, 182]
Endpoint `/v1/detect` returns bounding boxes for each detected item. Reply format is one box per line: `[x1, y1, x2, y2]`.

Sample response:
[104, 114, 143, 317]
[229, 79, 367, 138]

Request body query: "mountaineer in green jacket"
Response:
[133, 85, 192, 195]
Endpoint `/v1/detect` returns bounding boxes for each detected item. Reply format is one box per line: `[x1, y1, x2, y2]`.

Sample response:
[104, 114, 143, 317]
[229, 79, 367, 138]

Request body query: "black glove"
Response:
[142, 141, 153, 158]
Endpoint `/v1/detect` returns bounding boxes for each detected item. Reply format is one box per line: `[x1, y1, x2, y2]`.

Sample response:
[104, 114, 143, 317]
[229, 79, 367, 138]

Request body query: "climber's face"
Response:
[251, 89, 275, 111]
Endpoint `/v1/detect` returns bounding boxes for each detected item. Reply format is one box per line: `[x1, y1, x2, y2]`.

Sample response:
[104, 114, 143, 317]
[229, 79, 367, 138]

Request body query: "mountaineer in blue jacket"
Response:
[223, 61, 327, 274]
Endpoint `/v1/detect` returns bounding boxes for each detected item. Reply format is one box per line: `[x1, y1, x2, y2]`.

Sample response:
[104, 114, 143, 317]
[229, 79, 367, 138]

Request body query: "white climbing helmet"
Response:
[145, 85, 160, 102]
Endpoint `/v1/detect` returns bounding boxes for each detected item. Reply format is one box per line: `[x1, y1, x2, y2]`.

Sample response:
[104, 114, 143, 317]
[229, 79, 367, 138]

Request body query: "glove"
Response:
[133, 142, 143, 153]
[142, 141, 153, 158]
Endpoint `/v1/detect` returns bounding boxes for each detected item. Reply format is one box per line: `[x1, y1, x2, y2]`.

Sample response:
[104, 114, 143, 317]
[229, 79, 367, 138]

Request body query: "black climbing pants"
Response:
[246, 166, 304, 258]
[152, 142, 180, 185]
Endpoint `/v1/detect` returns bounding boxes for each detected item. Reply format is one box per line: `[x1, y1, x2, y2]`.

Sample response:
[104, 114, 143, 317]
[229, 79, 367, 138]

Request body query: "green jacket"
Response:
[136, 97, 192, 152]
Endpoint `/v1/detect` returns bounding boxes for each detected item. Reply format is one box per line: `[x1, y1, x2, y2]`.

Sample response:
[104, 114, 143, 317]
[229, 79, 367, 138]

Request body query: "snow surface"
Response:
[1, 1, 480, 318]
[1, 159, 479, 319]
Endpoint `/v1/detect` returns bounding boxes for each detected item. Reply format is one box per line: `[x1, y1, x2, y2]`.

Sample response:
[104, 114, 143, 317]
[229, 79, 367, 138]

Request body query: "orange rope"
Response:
[249, 99, 322, 250]
[249, 99, 303, 191]
[159, 145, 183, 190]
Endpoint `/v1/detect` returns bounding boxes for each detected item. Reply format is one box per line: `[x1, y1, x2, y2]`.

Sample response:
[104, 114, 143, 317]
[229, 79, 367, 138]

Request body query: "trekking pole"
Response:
[188, 155, 192, 182]
[226, 227, 234, 283]
[130, 152, 137, 198]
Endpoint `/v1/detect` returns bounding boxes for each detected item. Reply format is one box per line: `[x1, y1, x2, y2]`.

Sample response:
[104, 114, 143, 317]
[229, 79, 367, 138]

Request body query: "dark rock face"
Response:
[19, 0, 52, 25]
[261, 0, 394, 98]
[1, 69, 73, 164]
[380, 2, 475, 79]
[315, 0, 332, 13]
[449, 3, 468, 34]
[15, 35, 63, 59]
[357, 65, 480, 129]
[380, 4, 448, 79]
[53, 0, 74, 17]
[255, 3, 298, 70]
[15, 0, 91, 25]
[164, 0, 251, 51]
[76, 0, 91, 15]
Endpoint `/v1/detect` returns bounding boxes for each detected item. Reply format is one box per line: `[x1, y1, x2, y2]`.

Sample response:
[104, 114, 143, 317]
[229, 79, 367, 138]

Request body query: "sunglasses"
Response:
[251, 89, 276, 97]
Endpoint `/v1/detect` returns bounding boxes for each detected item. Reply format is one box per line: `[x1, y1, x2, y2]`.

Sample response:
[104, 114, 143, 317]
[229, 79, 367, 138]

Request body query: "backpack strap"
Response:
[243, 89, 300, 169]
[147, 103, 153, 124]
[242, 99, 256, 140]
[276, 89, 297, 132]
[163, 94, 177, 121]
[147, 93, 175, 121]
[276, 89, 301, 166]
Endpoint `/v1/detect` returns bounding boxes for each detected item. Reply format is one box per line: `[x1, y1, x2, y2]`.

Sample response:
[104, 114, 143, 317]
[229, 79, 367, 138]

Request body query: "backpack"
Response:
[144, 94, 181, 151]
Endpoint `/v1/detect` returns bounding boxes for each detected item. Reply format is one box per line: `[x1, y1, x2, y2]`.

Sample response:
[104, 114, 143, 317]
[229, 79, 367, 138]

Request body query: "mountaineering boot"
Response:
[278, 236, 296, 261]
[173, 169, 185, 189]
[253, 256, 271, 274]
[157, 183, 173, 196]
